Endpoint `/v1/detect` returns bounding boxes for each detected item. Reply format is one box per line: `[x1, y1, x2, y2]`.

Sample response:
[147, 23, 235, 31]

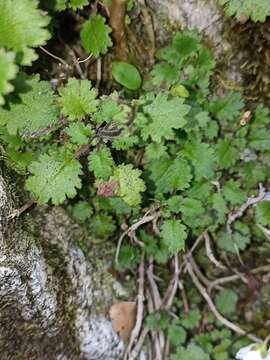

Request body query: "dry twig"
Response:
[257, 224, 270, 241]
[161, 254, 180, 310]
[179, 231, 205, 274]
[227, 184, 270, 233]
[39, 46, 69, 67]
[8, 200, 35, 220]
[146, 261, 162, 309]
[186, 261, 261, 342]
[178, 280, 189, 313]
[128, 327, 149, 360]
[115, 210, 160, 263]
[204, 231, 226, 270]
[208, 264, 270, 293]
[125, 255, 145, 359]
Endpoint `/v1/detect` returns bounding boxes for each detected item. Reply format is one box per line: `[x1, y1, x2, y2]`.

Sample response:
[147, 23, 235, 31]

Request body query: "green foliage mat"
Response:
[0, 1, 270, 358]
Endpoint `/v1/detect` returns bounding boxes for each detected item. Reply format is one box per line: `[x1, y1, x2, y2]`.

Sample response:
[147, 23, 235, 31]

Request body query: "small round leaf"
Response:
[112, 61, 141, 90]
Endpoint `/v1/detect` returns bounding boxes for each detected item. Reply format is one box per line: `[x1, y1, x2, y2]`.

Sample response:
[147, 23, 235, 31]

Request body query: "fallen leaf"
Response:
[109, 301, 137, 342]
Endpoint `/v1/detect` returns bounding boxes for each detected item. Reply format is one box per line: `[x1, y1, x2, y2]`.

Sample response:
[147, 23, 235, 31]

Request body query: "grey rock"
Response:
[0, 171, 124, 360]
[146, 0, 244, 83]
[147, 0, 225, 51]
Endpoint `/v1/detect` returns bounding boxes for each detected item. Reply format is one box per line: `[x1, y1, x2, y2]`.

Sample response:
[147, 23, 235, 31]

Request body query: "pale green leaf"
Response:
[168, 323, 187, 346]
[218, 0, 270, 22]
[181, 309, 201, 329]
[218, 223, 250, 253]
[80, 15, 112, 57]
[56, 0, 89, 10]
[90, 214, 116, 238]
[142, 93, 190, 142]
[65, 122, 92, 145]
[145, 143, 168, 161]
[249, 128, 270, 151]
[160, 219, 187, 254]
[216, 139, 238, 169]
[26, 148, 82, 205]
[208, 91, 244, 121]
[0, 0, 51, 65]
[112, 61, 142, 90]
[59, 78, 98, 120]
[112, 129, 138, 150]
[88, 146, 114, 180]
[113, 164, 146, 206]
[150, 157, 192, 194]
[92, 93, 129, 125]
[0, 76, 59, 137]
[150, 63, 178, 87]
[179, 198, 204, 218]
[182, 139, 216, 180]
[0, 50, 17, 105]
[212, 193, 228, 225]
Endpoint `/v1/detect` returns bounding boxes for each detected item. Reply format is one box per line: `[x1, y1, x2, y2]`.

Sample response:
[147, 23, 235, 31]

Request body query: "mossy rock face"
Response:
[0, 172, 124, 360]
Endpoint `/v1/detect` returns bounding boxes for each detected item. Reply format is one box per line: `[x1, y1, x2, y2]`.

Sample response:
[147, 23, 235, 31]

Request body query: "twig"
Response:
[96, 58, 102, 88]
[227, 184, 270, 233]
[179, 232, 205, 274]
[146, 261, 162, 309]
[115, 211, 159, 263]
[161, 254, 179, 310]
[178, 280, 189, 313]
[163, 336, 170, 360]
[125, 254, 145, 359]
[128, 327, 149, 360]
[146, 260, 165, 359]
[77, 54, 93, 64]
[208, 264, 270, 293]
[188, 255, 212, 288]
[186, 261, 261, 342]
[257, 224, 270, 241]
[39, 46, 69, 67]
[146, 288, 155, 359]
[69, 49, 85, 79]
[204, 231, 226, 270]
[8, 200, 35, 220]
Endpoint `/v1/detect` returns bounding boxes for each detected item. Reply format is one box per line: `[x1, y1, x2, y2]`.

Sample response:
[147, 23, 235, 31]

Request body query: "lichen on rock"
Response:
[0, 169, 124, 360]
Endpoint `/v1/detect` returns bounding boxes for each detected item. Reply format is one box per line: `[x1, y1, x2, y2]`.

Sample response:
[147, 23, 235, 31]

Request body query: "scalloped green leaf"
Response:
[26, 148, 82, 205]
[0, 49, 17, 105]
[0, 75, 59, 137]
[80, 15, 112, 57]
[0, 0, 51, 65]
[59, 78, 98, 120]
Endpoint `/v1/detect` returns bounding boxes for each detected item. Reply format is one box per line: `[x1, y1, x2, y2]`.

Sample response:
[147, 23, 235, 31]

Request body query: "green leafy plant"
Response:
[112, 61, 142, 90]
[1, 29, 269, 256]
[59, 78, 98, 120]
[80, 14, 112, 57]
[56, 0, 90, 10]
[0, 0, 51, 65]
[0, 3, 269, 357]
[0, 50, 17, 105]
[217, 0, 270, 22]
